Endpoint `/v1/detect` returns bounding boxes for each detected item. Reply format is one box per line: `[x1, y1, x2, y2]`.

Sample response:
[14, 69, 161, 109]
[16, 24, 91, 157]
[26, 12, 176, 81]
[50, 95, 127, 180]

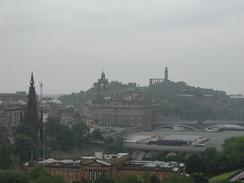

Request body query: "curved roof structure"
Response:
[206, 124, 244, 132]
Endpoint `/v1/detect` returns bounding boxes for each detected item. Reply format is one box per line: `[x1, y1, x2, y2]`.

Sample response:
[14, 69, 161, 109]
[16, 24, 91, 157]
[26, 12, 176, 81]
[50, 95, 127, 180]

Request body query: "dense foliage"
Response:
[0, 171, 29, 183]
[163, 175, 195, 183]
[0, 167, 65, 183]
[182, 136, 244, 182]
[223, 136, 244, 168]
[0, 128, 13, 169]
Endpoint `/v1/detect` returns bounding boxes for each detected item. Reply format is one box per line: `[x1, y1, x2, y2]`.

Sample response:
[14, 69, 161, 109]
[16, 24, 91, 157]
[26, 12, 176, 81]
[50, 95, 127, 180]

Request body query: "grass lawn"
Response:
[209, 170, 238, 183]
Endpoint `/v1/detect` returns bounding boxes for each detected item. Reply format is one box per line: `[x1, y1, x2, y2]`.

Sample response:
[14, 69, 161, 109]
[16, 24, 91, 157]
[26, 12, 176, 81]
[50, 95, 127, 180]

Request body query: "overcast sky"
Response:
[0, 0, 244, 95]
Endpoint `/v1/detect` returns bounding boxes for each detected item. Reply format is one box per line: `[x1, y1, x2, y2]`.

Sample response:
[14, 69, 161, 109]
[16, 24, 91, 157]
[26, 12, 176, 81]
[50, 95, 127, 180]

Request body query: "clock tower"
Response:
[97, 72, 109, 100]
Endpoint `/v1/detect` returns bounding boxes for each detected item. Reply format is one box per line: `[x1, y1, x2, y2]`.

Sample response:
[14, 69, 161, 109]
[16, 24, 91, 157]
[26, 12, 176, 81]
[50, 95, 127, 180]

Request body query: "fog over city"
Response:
[0, 0, 244, 94]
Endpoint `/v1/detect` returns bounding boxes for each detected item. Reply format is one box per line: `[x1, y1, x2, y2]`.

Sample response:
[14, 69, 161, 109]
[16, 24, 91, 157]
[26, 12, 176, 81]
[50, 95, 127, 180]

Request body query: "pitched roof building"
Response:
[90, 72, 159, 130]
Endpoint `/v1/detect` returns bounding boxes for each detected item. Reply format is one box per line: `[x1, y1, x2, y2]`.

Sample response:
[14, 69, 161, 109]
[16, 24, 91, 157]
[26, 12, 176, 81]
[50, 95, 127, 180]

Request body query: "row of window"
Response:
[88, 170, 107, 182]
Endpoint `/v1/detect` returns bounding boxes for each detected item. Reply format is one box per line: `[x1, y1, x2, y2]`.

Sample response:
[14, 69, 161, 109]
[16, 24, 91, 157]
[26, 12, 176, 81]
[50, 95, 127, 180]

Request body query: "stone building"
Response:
[0, 101, 25, 131]
[40, 98, 80, 127]
[26, 152, 182, 183]
[0, 92, 27, 131]
[90, 72, 159, 130]
[0, 91, 27, 103]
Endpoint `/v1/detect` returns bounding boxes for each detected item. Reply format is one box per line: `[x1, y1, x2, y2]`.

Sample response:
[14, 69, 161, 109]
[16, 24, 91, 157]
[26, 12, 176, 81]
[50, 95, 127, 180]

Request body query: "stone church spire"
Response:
[31, 72, 34, 85]
[25, 72, 39, 140]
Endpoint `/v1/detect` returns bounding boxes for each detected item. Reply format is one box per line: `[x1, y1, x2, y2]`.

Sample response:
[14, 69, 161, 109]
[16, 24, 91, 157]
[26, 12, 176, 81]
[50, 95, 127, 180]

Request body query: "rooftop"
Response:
[35, 154, 183, 173]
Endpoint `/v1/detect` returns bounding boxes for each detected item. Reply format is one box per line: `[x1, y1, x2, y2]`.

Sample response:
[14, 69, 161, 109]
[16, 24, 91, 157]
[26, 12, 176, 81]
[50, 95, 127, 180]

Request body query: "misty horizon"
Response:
[0, 70, 243, 96]
[0, 0, 244, 95]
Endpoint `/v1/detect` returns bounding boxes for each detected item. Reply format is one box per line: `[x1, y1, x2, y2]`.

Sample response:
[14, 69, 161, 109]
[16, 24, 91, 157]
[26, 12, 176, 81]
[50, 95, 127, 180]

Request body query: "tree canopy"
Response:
[224, 136, 244, 168]
[0, 167, 65, 183]
[0, 127, 13, 169]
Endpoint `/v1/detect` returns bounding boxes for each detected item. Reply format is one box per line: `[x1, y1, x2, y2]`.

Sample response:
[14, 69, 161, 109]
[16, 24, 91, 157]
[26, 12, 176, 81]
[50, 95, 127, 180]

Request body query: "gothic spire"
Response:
[26, 72, 39, 141]
[30, 72, 34, 87]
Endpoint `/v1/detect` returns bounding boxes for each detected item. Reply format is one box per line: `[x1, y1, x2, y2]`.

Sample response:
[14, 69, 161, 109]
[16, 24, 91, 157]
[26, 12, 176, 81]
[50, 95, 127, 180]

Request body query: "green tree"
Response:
[117, 175, 141, 183]
[142, 173, 151, 183]
[34, 175, 54, 183]
[203, 148, 232, 175]
[55, 126, 75, 151]
[51, 176, 66, 183]
[150, 175, 160, 183]
[72, 122, 90, 146]
[14, 134, 34, 164]
[94, 175, 114, 183]
[162, 175, 194, 183]
[29, 166, 49, 180]
[202, 148, 221, 175]
[224, 136, 244, 168]
[141, 174, 160, 183]
[16, 122, 36, 142]
[186, 155, 206, 175]
[46, 117, 76, 151]
[74, 178, 88, 183]
[0, 127, 13, 169]
[29, 166, 66, 183]
[34, 175, 66, 183]
[46, 116, 61, 141]
[194, 174, 208, 183]
[0, 170, 29, 183]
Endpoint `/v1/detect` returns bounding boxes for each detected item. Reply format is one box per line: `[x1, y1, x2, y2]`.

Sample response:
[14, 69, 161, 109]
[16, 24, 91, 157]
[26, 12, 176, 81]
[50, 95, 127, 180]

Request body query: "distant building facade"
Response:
[0, 92, 26, 131]
[90, 72, 159, 129]
[40, 98, 80, 127]
[0, 101, 25, 131]
[0, 91, 27, 103]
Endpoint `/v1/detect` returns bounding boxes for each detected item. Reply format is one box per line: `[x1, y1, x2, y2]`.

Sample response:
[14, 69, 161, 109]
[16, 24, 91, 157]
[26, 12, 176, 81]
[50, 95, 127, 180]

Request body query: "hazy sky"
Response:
[0, 0, 244, 95]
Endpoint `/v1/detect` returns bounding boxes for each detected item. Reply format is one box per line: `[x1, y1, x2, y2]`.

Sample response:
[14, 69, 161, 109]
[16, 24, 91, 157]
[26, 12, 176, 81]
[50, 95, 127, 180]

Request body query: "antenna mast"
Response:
[39, 81, 44, 103]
